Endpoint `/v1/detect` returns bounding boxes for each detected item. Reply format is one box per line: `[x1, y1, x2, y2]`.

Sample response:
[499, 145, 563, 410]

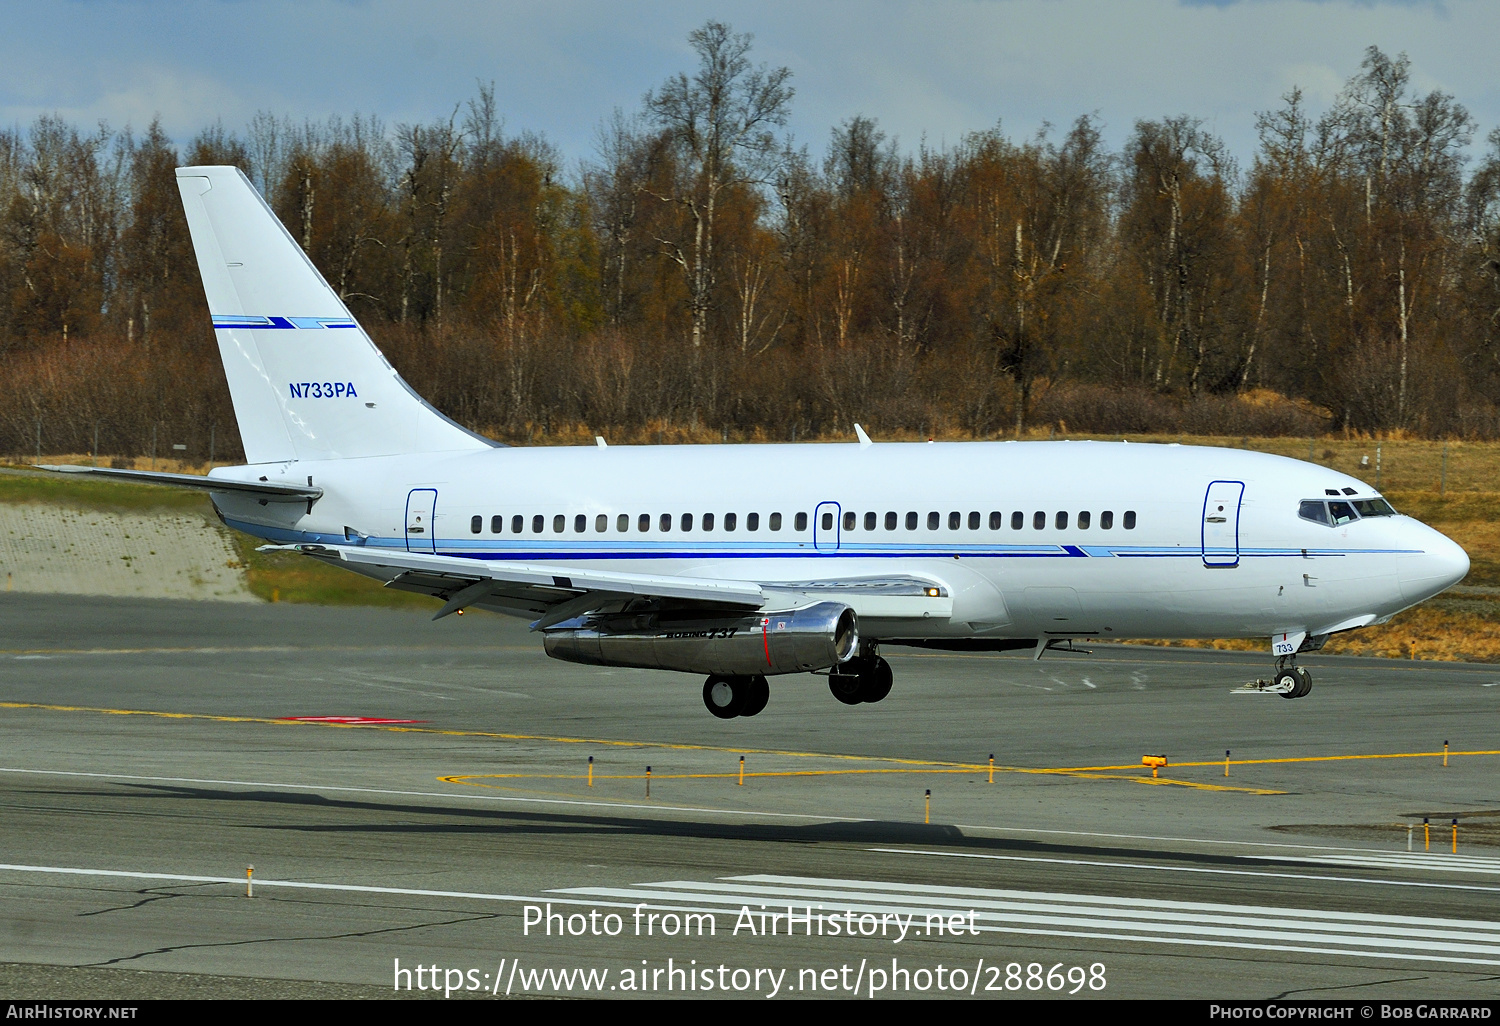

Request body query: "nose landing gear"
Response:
[1274, 658, 1313, 699]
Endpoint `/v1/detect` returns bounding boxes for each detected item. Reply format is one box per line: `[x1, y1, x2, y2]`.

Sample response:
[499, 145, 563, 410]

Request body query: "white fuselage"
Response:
[207, 439, 1468, 644]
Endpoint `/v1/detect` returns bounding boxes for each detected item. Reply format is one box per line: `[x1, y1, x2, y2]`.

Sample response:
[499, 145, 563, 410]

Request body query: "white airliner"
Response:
[44, 166, 1470, 718]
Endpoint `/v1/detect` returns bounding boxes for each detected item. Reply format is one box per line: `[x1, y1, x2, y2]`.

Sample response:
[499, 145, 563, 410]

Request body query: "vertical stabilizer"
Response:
[176, 166, 494, 464]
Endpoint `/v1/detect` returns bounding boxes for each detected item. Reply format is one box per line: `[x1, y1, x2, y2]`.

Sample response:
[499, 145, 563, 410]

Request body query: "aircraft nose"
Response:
[1398, 528, 1469, 603]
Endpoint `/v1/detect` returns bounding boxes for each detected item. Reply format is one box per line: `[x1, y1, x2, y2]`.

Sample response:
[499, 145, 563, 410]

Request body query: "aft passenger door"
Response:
[1201, 480, 1244, 568]
[405, 488, 438, 554]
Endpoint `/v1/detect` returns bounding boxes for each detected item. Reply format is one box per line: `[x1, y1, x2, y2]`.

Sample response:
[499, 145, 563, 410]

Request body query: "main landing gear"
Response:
[827, 649, 894, 706]
[702, 674, 770, 719]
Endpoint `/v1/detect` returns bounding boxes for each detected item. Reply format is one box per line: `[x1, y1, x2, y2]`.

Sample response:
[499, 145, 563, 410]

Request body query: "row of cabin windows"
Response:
[468, 509, 1137, 535]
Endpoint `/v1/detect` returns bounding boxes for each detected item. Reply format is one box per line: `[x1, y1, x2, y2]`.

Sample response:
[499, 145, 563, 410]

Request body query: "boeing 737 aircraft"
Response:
[43, 166, 1470, 718]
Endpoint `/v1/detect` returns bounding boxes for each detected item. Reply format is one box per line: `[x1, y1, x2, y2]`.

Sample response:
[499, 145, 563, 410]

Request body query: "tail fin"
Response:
[175, 166, 494, 464]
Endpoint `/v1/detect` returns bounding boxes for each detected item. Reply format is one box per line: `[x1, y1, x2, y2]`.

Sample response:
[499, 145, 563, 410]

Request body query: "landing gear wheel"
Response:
[703, 675, 747, 719]
[828, 656, 894, 705]
[1291, 666, 1313, 698]
[828, 671, 864, 705]
[741, 676, 770, 717]
[1275, 667, 1314, 699]
[862, 657, 893, 703]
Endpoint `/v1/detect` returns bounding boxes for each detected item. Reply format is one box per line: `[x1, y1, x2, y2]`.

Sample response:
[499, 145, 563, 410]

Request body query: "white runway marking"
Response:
[7, 860, 1500, 967]
[554, 873, 1500, 967]
[1249, 850, 1500, 876]
[866, 846, 1500, 894]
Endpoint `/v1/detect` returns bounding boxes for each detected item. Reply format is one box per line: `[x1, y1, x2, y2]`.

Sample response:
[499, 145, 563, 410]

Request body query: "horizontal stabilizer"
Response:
[37, 465, 321, 502]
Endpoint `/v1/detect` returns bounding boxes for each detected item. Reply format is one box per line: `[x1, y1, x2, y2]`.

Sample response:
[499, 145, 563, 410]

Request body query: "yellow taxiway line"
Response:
[6, 700, 1492, 797]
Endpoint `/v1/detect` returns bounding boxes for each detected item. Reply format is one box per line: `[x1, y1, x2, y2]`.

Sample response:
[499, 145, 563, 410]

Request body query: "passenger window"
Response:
[553, 515, 565, 533]
[1298, 500, 1329, 525]
[1100, 511, 1113, 530]
[906, 512, 918, 530]
[725, 512, 737, 531]
[471, 515, 482, 534]
[789, 512, 800, 531]
[1078, 511, 1091, 530]
[1123, 510, 1137, 530]
[1327, 501, 1357, 526]
[947, 512, 960, 530]
[864, 512, 876, 531]
[1056, 511, 1068, 530]
[1033, 511, 1045, 530]
[843, 511, 855, 531]
[703, 513, 715, 531]
[573, 514, 585, 533]
[532, 514, 544, 533]
[885, 511, 897, 530]
[681, 513, 693, 531]
[968, 511, 980, 530]
[595, 514, 607, 532]
[927, 512, 940, 530]
[638, 513, 650, 532]
[822, 512, 834, 531]
[1011, 511, 1023, 530]
[511, 515, 523, 534]
[747, 512, 760, 531]
[617, 514, 629, 532]
[491, 515, 503, 534]
[989, 511, 1001, 530]
[660, 513, 672, 532]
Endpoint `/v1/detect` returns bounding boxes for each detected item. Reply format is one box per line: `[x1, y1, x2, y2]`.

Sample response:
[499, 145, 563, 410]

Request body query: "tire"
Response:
[1275, 668, 1301, 699]
[742, 676, 770, 717]
[703, 675, 746, 718]
[1292, 666, 1313, 699]
[828, 672, 864, 705]
[861, 657, 894, 703]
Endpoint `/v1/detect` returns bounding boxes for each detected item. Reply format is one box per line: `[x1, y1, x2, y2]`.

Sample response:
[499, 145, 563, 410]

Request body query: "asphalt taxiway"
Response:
[2, 593, 1498, 1000]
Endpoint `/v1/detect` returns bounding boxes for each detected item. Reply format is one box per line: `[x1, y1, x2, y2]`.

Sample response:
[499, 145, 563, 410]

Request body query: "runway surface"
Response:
[2, 593, 1499, 1000]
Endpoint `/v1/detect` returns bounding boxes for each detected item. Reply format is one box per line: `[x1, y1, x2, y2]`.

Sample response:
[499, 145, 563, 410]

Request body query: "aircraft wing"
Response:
[264, 544, 767, 624]
[265, 544, 952, 625]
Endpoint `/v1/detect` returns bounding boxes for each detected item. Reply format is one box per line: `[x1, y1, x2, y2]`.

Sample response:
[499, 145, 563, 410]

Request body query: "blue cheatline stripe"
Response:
[212, 315, 357, 330]
[220, 519, 1414, 561]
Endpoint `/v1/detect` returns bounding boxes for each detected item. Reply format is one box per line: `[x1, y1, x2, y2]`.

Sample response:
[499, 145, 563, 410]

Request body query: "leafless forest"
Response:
[3, 24, 1499, 462]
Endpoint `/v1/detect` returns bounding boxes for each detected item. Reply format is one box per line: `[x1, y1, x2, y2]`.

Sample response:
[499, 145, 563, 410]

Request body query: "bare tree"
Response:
[644, 21, 793, 348]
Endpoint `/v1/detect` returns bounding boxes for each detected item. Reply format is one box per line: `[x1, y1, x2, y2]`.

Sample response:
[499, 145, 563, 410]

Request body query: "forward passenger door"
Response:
[1201, 480, 1244, 568]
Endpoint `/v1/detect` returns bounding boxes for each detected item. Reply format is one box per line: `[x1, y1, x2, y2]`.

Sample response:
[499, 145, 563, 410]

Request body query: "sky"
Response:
[3, 0, 1498, 175]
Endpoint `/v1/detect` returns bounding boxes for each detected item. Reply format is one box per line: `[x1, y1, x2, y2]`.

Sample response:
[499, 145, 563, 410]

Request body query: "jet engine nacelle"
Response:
[542, 601, 859, 676]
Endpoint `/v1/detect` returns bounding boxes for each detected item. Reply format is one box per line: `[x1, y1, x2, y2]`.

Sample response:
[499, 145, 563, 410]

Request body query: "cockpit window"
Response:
[1327, 500, 1358, 525]
[1298, 500, 1329, 525]
[1353, 498, 1396, 517]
